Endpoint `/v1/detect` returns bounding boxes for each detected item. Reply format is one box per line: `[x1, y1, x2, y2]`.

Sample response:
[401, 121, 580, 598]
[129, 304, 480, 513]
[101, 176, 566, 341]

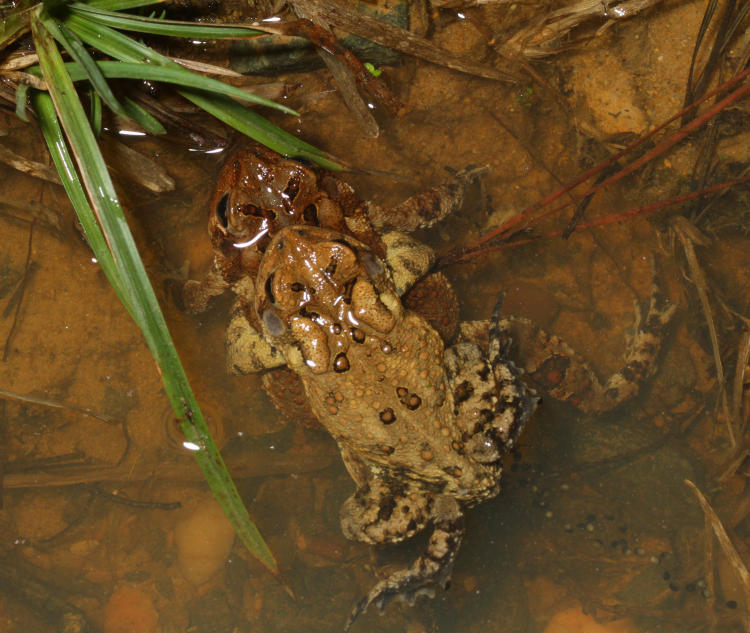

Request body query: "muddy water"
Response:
[1, 1, 749, 632]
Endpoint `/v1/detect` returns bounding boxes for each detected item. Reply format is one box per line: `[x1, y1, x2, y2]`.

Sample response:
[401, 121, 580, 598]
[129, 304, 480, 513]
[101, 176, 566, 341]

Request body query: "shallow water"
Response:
[1, 1, 750, 632]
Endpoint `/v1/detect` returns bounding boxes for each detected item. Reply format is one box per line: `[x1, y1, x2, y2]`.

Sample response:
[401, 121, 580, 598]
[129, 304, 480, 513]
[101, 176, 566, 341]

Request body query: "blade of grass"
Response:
[62, 14, 299, 115]
[31, 89, 128, 309]
[86, 0, 163, 10]
[63, 13, 342, 166]
[69, 2, 268, 39]
[31, 6, 278, 575]
[183, 88, 343, 169]
[89, 86, 103, 136]
[15, 83, 31, 121]
[121, 96, 166, 134]
[28, 59, 299, 116]
[0, 1, 33, 48]
[43, 16, 166, 134]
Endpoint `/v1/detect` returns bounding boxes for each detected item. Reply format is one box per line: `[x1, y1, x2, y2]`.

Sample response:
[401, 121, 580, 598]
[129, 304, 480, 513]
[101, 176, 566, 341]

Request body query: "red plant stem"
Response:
[447, 171, 750, 264]
[461, 65, 750, 252]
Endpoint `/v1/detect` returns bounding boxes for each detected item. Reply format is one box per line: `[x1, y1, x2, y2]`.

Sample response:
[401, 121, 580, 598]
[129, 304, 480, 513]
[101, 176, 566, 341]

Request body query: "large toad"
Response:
[184, 145, 675, 630]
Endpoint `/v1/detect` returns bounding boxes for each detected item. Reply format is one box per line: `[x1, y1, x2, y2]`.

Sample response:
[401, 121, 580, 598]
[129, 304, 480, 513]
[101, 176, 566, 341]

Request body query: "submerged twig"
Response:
[94, 486, 181, 510]
[0, 143, 61, 184]
[732, 329, 750, 437]
[2, 219, 35, 362]
[671, 216, 733, 446]
[289, 0, 519, 82]
[450, 65, 750, 258]
[503, 0, 666, 58]
[100, 136, 175, 193]
[277, 18, 403, 115]
[0, 388, 117, 423]
[1, 197, 63, 231]
[441, 170, 750, 264]
[0, 555, 92, 633]
[290, 0, 379, 137]
[685, 479, 750, 624]
[2, 262, 38, 319]
[2, 439, 333, 489]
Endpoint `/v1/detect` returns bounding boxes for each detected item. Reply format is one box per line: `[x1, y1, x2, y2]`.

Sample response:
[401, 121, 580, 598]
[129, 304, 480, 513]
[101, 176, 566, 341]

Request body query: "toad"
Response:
[184, 145, 675, 630]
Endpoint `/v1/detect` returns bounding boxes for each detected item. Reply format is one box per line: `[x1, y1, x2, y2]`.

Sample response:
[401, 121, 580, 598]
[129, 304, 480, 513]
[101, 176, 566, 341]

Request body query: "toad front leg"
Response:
[340, 481, 465, 633]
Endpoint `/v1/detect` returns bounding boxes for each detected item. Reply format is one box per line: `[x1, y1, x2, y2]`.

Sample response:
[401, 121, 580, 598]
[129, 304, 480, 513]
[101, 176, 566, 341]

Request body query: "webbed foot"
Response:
[343, 496, 464, 632]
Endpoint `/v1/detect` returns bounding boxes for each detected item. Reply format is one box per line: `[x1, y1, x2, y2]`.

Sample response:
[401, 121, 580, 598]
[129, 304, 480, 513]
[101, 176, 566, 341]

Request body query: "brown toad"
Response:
[184, 145, 676, 630]
[253, 224, 537, 630]
[183, 142, 473, 330]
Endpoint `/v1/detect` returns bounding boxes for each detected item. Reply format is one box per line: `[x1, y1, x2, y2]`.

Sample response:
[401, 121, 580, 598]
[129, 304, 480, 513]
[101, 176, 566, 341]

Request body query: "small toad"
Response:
[184, 145, 675, 630]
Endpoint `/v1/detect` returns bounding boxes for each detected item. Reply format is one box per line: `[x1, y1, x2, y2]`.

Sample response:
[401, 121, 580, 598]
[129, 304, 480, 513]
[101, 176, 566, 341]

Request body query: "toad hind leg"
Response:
[459, 277, 676, 414]
[342, 492, 464, 632]
[512, 280, 676, 413]
[366, 166, 486, 233]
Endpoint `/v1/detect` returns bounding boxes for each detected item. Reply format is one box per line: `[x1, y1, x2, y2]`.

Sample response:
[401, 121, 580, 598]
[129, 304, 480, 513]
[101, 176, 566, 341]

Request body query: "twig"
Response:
[0, 388, 117, 423]
[441, 170, 750, 265]
[3, 219, 35, 362]
[2, 263, 38, 319]
[671, 216, 733, 446]
[732, 329, 750, 438]
[503, 0, 666, 58]
[1, 197, 63, 231]
[2, 441, 333, 489]
[685, 479, 750, 625]
[700, 479, 718, 633]
[290, 0, 520, 82]
[453, 65, 750, 256]
[0, 143, 61, 184]
[290, 0, 379, 137]
[94, 486, 181, 510]
[277, 18, 403, 115]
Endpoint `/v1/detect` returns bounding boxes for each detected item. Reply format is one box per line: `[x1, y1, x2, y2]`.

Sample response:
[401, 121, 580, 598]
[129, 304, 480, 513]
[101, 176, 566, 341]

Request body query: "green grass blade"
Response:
[32, 59, 299, 116]
[15, 83, 30, 122]
[121, 96, 166, 134]
[89, 86, 103, 135]
[62, 14, 298, 115]
[69, 2, 265, 39]
[31, 7, 278, 576]
[0, 1, 33, 48]
[63, 14, 341, 165]
[64, 11, 184, 64]
[86, 0, 163, 11]
[31, 89, 128, 309]
[182, 88, 343, 170]
[40, 15, 166, 134]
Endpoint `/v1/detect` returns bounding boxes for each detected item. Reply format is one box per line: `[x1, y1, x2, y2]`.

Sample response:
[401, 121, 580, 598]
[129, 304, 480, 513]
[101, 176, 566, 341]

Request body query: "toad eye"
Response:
[331, 238, 356, 253]
[216, 193, 229, 228]
[302, 204, 318, 225]
[283, 175, 300, 201]
[265, 272, 276, 305]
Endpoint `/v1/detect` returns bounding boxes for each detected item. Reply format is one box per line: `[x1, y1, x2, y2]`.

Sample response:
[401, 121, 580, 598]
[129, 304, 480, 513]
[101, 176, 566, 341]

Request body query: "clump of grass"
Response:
[2, 0, 341, 576]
